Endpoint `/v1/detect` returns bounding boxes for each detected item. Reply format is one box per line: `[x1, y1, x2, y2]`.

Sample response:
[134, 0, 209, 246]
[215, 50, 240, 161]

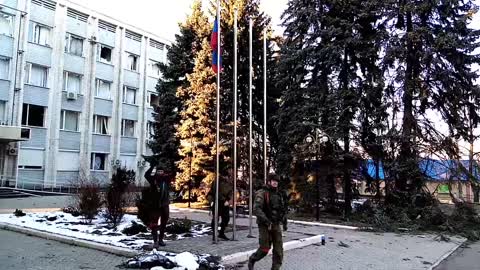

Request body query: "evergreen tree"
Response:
[148, 0, 209, 176]
[383, 0, 480, 195]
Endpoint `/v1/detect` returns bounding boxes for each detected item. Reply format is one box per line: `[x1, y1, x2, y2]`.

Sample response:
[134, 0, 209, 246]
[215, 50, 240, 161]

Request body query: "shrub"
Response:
[166, 217, 192, 234]
[13, 209, 26, 217]
[122, 221, 148, 236]
[103, 167, 135, 229]
[77, 180, 102, 224]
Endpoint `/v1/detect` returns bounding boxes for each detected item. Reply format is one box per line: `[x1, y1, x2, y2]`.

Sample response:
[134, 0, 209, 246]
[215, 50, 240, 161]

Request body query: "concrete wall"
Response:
[0, 35, 14, 57]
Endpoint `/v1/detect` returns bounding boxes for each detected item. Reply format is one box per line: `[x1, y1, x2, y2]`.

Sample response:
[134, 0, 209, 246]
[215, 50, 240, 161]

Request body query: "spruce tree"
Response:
[148, 0, 209, 175]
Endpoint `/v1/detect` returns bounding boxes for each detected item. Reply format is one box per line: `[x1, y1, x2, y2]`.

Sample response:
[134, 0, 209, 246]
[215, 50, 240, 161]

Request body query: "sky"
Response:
[68, 0, 289, 42]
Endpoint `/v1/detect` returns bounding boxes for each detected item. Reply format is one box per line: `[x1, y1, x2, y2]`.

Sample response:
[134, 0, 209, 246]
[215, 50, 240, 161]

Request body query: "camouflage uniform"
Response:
[249, 186, 288, 270]
[207, 179, 233, 238]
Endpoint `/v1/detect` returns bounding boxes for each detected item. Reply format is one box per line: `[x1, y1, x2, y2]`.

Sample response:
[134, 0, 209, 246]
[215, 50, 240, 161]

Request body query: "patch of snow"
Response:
[173, 252, 199, 270]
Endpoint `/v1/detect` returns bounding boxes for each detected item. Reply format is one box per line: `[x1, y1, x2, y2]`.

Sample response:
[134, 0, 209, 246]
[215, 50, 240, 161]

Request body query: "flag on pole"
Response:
[211, 17, 221, 73]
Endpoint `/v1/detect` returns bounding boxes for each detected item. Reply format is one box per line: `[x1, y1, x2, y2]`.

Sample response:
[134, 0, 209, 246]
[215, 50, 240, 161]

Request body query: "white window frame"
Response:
[0, 12, 14, 37]
[29, 21, 51, 46]
[0, 56, 10, 80]
[123, 86, 137, 105]
[125, 52, 139, 72]
[121, 119, 136, 137]
[21, 103, 46, 127]
[63, 71, 82, 94]
[97, 44, 113, 64]
[95, 79, 111, 100]
[25, 63, 48, 88]
[90, 152, 108, 171]
[93, 114, 110, 135]
[146, 121, 154, 139]
[60, 110, 80, 132]
[65, 33, 84, 56]
[148, 59, 161, 78]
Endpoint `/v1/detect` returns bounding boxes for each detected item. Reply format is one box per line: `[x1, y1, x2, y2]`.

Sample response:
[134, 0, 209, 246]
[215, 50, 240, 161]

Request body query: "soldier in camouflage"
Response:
[248, 174, 288, 270]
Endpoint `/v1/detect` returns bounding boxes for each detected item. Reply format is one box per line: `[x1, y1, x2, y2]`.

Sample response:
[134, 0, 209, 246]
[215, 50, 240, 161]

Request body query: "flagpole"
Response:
[263, 29, 267, 184]
[232, 8, 238, 241]
[214, 0, 221, 244]
[247, 18, 254, 238]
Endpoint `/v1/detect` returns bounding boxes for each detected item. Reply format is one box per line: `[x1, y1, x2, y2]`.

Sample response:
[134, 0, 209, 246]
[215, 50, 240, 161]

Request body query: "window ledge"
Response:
[0, 78, 11, 82]
[97, 60, 113, 66]
[90, 170, 109, 172]
[25, 84, 50, 89]
[64, 52, 85, 58]
[92, 133, 111, 137]
[94, 97, 113, 102]
[21, 125, 47, 130]
[60, 129, 81, 134]
[28, 41, 52, 49]
[124, 69, 140, 74]
[122, 102, 139, 107]
[121, 136, 138, 139]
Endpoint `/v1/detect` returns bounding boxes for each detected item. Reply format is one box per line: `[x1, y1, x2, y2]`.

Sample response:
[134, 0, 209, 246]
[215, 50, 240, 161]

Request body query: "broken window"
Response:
[21, 103, 45, 127]
[93, 114, 109, 135]
[98, 45, 112, 63]
[91, 153, 107, 170]
[126, 53, 139, 71]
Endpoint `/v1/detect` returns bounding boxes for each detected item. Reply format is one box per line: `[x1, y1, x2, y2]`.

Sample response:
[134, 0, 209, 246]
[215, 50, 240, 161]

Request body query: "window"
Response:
[60, 110, 79, 131]
[65, 34, 84, 56]
[22, 103, 45, 127]
[90, 153, 107, 170]
[123, 86, 137, 105]
[93, 114, 109, 135]
[125, 53, 139, 71]
[0, 12, 13, 37]
[146, 121, 154, 138]
[0, 57, 9, 80]
[25, 63, 48, 87]
[18, 149, 44, 169]
[95, 79, 111, 99]
[98, 45, 112, 63]
[148, 93, 159, 108]
[121, 119, 136, 137]
[28, 22, 50, 46]
[148, 60, 161, 77]
[0, 101, 6, 124]
[63, 72, 82, 94]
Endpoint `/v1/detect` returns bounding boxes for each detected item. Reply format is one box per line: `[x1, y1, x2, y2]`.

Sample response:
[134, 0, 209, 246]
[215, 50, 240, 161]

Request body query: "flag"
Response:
[211, 17, 221, 73]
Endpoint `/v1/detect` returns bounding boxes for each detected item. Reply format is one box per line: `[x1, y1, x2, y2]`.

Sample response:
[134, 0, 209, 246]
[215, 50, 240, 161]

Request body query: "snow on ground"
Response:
[0, 211, 211, 250]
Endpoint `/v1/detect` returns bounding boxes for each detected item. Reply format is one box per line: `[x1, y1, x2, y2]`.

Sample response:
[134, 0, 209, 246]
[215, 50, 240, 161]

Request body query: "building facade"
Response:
[0, 0, 165, 188]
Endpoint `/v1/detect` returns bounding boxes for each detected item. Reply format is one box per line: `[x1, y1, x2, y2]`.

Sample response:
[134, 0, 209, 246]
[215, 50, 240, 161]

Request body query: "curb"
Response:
[428, 238, 468, 270]
[172, 207, 359, 230]
[221, 234, 325, 265]
[0, 222, 138, 257]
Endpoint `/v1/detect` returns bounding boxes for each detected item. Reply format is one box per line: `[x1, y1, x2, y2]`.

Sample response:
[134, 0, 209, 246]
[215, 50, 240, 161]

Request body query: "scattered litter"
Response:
[338, 241, 350, 248]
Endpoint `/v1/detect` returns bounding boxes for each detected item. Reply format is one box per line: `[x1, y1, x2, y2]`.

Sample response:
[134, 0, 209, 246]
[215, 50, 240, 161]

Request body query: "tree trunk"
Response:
[398, 9, 415, 193]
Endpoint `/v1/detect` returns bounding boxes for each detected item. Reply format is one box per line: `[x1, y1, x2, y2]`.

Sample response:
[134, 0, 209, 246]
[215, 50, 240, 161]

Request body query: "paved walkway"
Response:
[434, 241, 480, 270]
[0, 229, 123, 270]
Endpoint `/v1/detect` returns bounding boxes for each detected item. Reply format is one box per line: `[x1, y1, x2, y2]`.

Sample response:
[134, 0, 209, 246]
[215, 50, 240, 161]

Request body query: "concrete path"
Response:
[0, 195, 72, 213]
[434, 241, 480, 270]
[0, 229, 124, 270]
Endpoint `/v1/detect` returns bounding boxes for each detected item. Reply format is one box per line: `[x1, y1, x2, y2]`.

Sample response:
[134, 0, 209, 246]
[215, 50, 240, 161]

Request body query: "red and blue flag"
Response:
[211, 17, 221, 73]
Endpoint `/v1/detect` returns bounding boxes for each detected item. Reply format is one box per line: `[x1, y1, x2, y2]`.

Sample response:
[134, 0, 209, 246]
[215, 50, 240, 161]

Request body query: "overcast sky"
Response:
[68, 0, 289, 41]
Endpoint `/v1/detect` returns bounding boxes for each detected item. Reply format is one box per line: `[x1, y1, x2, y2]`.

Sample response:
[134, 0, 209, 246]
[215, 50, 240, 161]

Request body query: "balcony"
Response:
[0, 125, 30, 143]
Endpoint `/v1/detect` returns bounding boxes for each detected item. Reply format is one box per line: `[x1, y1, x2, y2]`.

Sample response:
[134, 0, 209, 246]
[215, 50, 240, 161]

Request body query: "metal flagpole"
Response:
[214, 0, 221, 244]
[263, 29, 267, 184]
[247, 18, 254, 238]
[232, 8, 238, 241]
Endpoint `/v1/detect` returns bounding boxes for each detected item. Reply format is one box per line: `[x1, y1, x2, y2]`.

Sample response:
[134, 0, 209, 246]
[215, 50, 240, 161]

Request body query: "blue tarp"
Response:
[364, 159, 479, 182]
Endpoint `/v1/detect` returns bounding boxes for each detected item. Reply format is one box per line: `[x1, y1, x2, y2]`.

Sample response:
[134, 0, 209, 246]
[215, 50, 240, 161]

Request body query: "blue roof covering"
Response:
[364, 159, 479, 182]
